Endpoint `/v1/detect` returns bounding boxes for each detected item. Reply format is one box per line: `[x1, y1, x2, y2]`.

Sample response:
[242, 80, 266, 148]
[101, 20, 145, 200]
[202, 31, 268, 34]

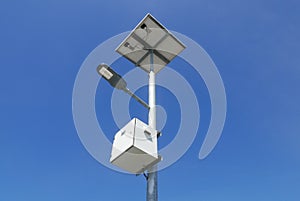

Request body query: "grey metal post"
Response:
[147, 49, 158, 201]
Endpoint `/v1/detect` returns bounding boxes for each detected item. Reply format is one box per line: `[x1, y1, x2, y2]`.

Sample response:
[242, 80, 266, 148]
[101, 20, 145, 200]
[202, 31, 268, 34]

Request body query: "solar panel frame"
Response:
[115, 13, 186, 73]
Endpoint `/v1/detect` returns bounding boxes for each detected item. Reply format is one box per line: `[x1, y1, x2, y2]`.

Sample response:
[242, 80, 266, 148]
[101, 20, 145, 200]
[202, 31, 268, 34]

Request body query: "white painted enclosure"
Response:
[110, 118, 161, 174]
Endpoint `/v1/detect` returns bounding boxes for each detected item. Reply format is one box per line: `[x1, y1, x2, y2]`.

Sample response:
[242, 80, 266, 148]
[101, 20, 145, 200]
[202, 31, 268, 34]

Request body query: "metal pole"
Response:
[147, 50, 158, 201]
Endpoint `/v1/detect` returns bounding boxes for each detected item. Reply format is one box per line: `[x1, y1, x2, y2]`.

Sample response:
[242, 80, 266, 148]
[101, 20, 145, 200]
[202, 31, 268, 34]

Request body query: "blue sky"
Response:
[1, 0, 300, 200]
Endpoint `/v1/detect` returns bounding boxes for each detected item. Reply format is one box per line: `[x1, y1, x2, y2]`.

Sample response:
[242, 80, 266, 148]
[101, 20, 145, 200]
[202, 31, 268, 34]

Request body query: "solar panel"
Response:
[116, 13, 186, 73]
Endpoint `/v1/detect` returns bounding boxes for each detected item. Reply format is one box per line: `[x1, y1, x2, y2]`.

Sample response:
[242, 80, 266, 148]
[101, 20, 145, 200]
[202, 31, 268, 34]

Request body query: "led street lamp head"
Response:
[97, 64, 127, 90]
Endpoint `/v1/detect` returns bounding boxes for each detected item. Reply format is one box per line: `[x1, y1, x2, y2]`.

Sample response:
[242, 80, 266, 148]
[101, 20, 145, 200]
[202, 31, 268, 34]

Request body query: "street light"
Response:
[97, 63, 127, 90]
[97, 63, 150, 110]
[98, 13, 185, 201]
